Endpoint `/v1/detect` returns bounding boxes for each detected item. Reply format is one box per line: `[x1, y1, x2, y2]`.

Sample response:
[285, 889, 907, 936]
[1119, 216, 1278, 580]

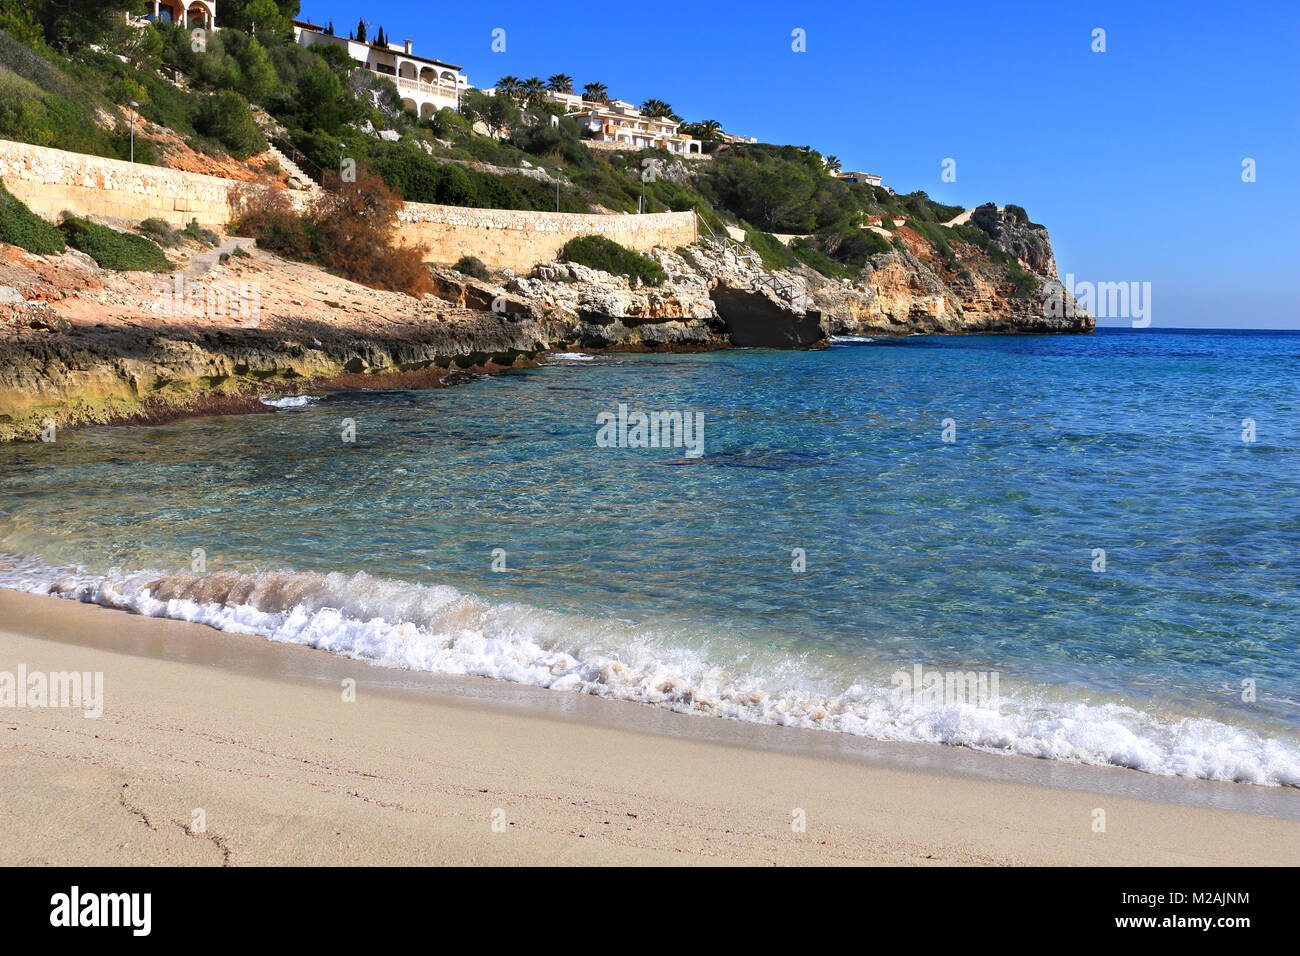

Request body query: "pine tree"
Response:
[356, 19, 367, 43]
[326, 21, 334, 36]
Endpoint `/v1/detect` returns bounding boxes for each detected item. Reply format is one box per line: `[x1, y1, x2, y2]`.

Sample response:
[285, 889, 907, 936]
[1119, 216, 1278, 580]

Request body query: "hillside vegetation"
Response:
[0, 0, 1047, 289]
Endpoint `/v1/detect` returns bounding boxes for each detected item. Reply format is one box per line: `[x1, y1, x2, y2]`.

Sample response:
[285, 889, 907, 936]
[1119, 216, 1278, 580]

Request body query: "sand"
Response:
[1, 588, 1296, 866]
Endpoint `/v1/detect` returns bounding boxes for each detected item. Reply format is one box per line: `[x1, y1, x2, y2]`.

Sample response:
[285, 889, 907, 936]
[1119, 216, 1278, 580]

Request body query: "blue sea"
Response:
[1, 328, 1297, 785]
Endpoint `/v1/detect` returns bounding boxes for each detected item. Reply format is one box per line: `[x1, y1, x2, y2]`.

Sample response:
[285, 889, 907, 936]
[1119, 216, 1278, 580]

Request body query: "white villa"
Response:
[838, 171, 883, 188]
[545, 95, 701, 155]
[127, 2, 749, 160]
[292, 20, 468, 117]
[139, 0, 216, 29]
[716, 131, 758, 145]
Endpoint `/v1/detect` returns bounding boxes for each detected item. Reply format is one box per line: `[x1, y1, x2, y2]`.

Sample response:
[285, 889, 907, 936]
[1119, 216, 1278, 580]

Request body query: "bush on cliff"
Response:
[453, 256, 490, 280]
[702, 144, 850, 234]
[900, 191, 964, 224]
[60, 216, 171, 272]
[741, 224, 797, 271]
[790, 242, 850, 279]
[369, 142, 535, 210]
[796, 225, 892, 274]
[232, 170, 432, 297]
[229, 186, 316, 260]
[194, 90, 266, 160]
[1006, 259, 1039, 298]
[559, 235, 667, 286]
[0, 181, 65, 255]
[182, 218, 220, 248]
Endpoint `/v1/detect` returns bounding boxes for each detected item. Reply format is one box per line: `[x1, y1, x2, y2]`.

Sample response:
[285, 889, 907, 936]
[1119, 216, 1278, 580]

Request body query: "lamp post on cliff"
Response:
[554, 168, 562, 213]
[128, 101, 139, 163]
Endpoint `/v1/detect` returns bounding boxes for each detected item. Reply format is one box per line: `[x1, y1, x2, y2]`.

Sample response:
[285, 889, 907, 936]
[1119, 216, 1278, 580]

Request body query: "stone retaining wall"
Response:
[0, 139, 700, 271]
[0, 139, 235, 228]
[398, 203, 697, 271]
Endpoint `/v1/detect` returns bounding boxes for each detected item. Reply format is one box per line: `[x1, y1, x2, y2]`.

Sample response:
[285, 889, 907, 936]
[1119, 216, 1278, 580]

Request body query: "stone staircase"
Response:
[265, 144, 320, 192]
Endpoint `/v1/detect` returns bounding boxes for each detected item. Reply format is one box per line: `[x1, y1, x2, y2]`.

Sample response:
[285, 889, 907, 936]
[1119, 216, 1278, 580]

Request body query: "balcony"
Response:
[369, 68, 461, 104]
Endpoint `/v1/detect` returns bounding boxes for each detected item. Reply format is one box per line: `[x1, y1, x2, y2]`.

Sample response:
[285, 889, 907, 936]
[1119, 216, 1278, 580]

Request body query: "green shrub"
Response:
[453, 255, 490, 280]
[558, 235, 667, 286]
[741, 224, 797, 271]
[139, 217, 181, 247]
[182, 218, 220, 247]
[60, 216, 171, 272]
[1006, 259, 1039, 298]
[790, 224, 890, 277]
[952, 222, 995, 252]
[791, 242, 850, 279]
[194, 90, 266, 160]
[0, 181, 65, 255]
[897, 190, 964, 223]
[693, 204, 729, 239]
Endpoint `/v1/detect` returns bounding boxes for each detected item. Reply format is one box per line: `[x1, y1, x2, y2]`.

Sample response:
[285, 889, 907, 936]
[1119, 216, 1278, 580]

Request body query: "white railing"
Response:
[375, 70, 461, 100]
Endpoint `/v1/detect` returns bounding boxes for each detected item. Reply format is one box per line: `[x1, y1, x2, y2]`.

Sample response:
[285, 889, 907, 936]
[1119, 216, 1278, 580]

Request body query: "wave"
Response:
[259, 394, 323, 408]
[548, 352, 596, 362]
[2, 557, 1297, 787]
[830, 335, 875, 344]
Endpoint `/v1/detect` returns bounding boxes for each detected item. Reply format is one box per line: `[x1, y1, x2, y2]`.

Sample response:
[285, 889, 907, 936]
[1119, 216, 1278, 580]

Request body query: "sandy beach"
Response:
[1, 588, 1296, 866]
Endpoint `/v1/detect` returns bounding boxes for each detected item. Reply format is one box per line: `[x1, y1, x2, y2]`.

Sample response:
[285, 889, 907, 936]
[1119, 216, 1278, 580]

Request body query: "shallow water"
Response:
[2, 328, 1297, 785]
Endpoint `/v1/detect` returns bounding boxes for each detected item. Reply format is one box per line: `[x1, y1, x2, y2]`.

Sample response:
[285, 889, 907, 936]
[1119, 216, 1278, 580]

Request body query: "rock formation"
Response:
[0, 207, 1091, 439]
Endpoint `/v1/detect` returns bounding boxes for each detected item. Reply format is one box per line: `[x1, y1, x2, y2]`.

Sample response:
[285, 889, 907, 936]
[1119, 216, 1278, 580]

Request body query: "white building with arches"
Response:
[549, 97, 701, 155]
[293, 20, 467, 117]
[142, 0, 216, 29]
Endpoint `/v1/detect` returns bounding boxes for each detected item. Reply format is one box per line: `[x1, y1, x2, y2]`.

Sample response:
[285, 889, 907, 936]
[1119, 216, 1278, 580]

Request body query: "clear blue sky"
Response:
[299, 0, 1299, 329]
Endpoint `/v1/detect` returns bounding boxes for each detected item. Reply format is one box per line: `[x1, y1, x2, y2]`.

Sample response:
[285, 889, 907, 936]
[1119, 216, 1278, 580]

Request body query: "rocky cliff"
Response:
[0, 208, 1090, 440]
[467, 208, 1093, 346]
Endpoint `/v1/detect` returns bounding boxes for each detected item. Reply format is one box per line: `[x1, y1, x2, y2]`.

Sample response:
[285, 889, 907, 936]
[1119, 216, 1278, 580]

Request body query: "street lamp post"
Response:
[128, 101, 140, 163]
[555, 168, 562, 213]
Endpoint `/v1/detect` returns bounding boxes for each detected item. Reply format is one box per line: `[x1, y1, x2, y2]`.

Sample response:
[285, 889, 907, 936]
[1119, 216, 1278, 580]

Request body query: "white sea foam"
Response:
[2, 558, 1297, 788]
[259, 394, 322, 408]
[549, 352, 596, 362]
[830, 335, 875, 344]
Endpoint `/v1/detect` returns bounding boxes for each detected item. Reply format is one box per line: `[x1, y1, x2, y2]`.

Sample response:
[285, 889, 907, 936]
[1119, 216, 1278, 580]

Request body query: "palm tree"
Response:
[640, 98, 674, 118]
[496, 75, 521, 101]
[825, 155, 842, 174]
[582, 82, 609, 104]
[521, 76, 547, 107]
[680, 120, 722, 142]
[547, 74, 574, 94]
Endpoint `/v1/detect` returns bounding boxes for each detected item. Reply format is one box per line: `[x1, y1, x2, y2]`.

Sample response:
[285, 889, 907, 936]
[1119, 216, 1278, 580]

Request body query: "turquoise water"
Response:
[2, 328, 1298, 784]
